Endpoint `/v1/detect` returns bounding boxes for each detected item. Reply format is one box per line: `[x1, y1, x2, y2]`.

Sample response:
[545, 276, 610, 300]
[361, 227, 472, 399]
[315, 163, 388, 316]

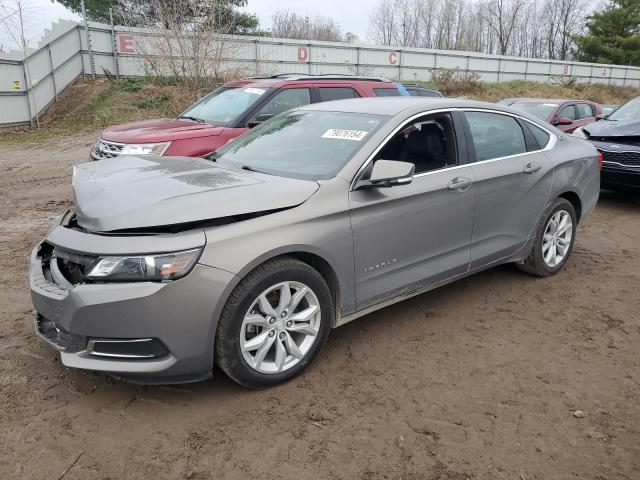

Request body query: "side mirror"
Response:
[247, 113, 274, 128]
[555, 116, 574, 126]
[595, 114, 606, 121]
[356, 160, 415, 189]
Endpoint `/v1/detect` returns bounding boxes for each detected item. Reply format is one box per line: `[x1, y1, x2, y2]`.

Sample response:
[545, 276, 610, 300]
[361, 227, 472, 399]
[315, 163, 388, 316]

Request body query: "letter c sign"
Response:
[297, 46, 309, 62]
[389, 52, 398, 65]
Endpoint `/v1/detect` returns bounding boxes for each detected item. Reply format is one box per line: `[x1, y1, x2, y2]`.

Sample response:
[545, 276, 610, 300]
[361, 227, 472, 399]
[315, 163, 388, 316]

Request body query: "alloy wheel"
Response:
[542, 209, 573, 268]
[240, 281, 321, 374]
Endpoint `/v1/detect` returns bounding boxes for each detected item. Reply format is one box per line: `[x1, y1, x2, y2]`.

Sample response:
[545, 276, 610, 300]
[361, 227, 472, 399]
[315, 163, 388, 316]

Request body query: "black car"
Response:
[573, 97, 640, 191]
[403, 84, 443, 97]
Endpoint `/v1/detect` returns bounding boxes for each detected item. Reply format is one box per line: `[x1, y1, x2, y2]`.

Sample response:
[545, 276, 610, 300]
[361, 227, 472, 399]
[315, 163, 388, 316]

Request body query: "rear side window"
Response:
[525, 122, 551, 149]
[465, 112, 527, 161]
[255, 88, 311, 117]
[374, 88, 400, 97]
[318, 87, 359, 101]
[576, 103, 594, 119]
[418, 89, 442, 97]
[556, 104, 577, 120]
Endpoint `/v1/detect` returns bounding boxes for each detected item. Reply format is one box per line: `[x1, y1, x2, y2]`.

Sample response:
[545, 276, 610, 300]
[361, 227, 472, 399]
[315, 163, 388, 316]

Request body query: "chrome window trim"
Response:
[350, 107, 558, 190]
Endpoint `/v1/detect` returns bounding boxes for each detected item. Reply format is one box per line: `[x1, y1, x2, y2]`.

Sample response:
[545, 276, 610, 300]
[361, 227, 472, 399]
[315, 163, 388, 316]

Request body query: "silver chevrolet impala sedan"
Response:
[30, 98, 600, 388]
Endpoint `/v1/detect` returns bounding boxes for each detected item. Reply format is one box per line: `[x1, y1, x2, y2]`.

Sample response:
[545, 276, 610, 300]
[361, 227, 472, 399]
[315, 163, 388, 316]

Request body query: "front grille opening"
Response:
[92, 139, 124, 161]
[601, 150, 640, 167]
[36, 314, 86, 352]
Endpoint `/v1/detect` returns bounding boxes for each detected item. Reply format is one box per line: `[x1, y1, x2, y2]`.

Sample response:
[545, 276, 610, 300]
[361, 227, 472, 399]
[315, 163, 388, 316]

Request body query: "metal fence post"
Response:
[398, 49, 403, 81]
[497, 58, 501, 83]
[47, 44, 58, 101]
[21, 62, 34, 126]
[308, 43, 312, 74]
[109, 8, 119, 79]
[81, 0, 96, 79]
[356, 47, 361, 75]
[524, 60, 529, 82]
[255, 39, 260, 75]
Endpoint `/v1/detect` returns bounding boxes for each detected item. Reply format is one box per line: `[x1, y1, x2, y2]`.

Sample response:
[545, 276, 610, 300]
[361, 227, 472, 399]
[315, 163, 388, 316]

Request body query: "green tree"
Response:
[574, 0, 640, 66]
[57, 0, 262, 35]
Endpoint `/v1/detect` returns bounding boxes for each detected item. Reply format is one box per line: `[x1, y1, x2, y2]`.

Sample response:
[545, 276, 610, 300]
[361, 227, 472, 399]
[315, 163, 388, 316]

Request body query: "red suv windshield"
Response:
[179, 87, 269, 126]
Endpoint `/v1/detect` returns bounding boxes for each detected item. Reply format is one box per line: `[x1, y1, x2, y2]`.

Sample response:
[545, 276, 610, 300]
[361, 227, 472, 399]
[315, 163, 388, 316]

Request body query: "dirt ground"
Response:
[0, 135, 639, 480]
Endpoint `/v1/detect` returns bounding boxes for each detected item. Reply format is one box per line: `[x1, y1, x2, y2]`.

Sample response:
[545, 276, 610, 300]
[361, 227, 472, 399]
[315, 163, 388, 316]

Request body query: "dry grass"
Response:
[1, 76, 638, 147]
[0, 78, 211, 147]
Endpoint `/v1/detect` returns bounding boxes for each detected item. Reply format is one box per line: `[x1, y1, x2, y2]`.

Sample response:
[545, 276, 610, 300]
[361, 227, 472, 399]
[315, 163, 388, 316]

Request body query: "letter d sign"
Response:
[297, 46, 309, 62]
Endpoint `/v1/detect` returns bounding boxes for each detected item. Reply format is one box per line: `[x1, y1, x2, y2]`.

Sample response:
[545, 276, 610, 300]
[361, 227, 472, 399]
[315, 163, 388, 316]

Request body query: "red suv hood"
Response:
[100, 118, 226, 143]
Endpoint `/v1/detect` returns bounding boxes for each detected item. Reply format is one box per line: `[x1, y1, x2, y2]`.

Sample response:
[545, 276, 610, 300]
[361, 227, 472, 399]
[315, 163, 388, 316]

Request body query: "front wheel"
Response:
[215, 257, 333, 388]
[517, 198, 577, 277]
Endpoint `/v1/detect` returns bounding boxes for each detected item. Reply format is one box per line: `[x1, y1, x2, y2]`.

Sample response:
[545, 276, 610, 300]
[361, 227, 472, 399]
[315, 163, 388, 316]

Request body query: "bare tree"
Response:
[271, 9, 350, 42]
[368, 0, 397, 46]
[117, 0, 250, 96]
[484, 0, 526, 55]
[367, 0, 588, 60]
[0, 0, 40, 125]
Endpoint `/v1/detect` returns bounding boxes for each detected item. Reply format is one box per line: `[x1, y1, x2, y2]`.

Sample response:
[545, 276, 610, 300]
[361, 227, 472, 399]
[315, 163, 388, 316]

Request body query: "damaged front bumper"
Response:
[29, 226, 236, 384]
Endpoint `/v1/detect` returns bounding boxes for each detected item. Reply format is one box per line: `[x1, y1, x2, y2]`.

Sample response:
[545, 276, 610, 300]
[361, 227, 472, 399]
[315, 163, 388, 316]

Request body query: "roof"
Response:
[509, 98, 596, 104]
[225, 74, 395, 89]
[300, 97, 512, 116]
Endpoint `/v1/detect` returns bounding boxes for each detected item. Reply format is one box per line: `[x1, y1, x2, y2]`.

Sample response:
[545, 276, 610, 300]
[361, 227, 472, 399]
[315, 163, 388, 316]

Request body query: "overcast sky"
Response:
[241, 0, 371, 40]
[1, 0, 604, 53]
[0, 0, 372, 52]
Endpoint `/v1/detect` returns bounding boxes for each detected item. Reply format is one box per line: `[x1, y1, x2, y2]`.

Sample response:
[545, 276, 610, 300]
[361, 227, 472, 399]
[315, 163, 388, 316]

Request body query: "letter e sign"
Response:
[119, 34, 135, 54]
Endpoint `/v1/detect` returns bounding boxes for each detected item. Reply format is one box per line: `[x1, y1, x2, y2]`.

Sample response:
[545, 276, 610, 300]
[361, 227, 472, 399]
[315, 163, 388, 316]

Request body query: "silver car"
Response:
[30, 98, 600, 388]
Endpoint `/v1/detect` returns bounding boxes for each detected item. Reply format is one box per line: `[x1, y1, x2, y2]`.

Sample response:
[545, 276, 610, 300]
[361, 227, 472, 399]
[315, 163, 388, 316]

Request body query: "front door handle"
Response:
[447, 176, 472, 191]
[523, 162, 541, 174]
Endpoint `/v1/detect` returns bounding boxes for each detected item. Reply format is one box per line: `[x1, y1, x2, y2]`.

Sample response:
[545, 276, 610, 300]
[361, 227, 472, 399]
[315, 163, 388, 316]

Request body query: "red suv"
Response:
[91, 75, 403, 160]
[501, 98, 603, 133]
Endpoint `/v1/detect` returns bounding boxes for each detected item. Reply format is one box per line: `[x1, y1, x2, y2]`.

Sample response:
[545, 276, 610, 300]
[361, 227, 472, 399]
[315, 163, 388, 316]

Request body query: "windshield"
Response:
[215, 110, 387, 180]
[607, 97, 640, 121]
[510, 101, 558, 120]
[179, 86, 268, 126]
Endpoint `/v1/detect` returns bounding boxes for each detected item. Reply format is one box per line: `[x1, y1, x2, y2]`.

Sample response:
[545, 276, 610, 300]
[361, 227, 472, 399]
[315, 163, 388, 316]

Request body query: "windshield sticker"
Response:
[543, 103, 558, 107]
[322, 129, 369, 141]
[244, 87, 266, 95]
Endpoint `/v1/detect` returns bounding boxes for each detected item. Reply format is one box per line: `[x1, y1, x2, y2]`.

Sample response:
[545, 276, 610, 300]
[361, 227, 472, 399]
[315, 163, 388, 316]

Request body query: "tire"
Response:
[215, 256, 333, 389]
[517, 198, 577, 277]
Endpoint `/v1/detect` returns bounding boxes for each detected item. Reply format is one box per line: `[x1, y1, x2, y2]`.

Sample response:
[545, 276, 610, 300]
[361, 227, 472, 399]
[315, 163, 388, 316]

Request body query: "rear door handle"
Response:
[523, 162, 541, 174]
[447, 176, 472, 191]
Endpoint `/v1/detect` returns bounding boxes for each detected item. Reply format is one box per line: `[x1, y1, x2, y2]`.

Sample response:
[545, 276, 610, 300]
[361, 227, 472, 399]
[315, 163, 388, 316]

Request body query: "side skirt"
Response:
[333, 242, 533, 328]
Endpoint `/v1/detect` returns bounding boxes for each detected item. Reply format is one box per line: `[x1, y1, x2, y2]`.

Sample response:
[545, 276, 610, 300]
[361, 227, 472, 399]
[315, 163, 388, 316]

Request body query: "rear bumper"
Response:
[30, 235, 236, 384]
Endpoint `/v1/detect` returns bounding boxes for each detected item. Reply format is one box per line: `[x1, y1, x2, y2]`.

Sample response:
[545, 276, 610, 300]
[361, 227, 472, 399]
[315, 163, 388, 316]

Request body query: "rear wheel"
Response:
[517, 198, 577, 277]
[215, 257, 332, 388]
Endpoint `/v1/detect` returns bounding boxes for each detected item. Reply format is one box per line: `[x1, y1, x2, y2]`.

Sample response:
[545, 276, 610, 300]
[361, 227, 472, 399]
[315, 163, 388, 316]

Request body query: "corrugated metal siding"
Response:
[2, 20, 640, 126]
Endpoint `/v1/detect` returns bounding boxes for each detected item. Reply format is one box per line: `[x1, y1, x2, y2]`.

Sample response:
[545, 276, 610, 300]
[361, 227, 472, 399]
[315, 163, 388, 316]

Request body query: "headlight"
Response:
[86, 248, 201, 282]
[120, 142, 171, 156]
[572, 127, 588, 139]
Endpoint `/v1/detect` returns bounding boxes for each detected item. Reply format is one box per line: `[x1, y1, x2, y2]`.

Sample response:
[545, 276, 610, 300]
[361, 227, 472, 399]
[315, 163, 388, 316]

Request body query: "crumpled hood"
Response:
[72, 156, 319, 232]
[584, 119, 640, 138]
[100, 118, 226, 142]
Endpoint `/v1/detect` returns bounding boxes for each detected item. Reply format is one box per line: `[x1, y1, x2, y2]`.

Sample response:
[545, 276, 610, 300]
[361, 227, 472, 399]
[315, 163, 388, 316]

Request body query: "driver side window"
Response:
[253, 88, 311, 120]
[556, 104, 577, 121]
[371, 113, 457, 175]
